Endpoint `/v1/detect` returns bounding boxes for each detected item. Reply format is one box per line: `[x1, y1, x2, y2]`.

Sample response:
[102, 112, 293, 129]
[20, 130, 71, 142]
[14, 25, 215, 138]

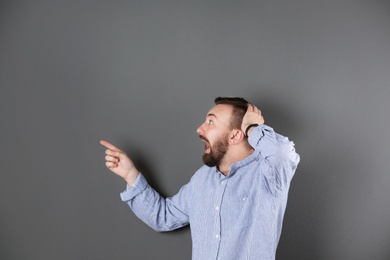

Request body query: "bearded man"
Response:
[100, 97, 300, 260]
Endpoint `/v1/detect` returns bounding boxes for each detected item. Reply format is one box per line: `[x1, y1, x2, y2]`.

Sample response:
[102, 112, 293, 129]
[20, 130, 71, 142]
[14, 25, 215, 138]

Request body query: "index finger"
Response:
[100, 140, 122, 152]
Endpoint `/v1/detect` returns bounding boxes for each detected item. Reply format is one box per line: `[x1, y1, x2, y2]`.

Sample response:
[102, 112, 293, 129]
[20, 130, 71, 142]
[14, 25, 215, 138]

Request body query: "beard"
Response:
[201, 133, 229, 167]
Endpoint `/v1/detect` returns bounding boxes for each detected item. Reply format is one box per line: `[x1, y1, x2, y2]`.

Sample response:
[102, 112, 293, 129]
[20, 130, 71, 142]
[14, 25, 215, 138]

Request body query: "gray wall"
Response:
[1, 1, 390, 259]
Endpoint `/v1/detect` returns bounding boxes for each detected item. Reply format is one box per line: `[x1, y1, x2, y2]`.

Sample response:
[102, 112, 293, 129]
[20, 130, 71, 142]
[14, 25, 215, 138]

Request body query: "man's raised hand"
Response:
[100, 140, 139, 187]
[241, 104, 265, 136]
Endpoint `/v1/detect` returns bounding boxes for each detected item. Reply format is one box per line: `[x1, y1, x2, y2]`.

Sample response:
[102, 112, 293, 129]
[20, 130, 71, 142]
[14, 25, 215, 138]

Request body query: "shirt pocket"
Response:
[221, 191, 253, 230]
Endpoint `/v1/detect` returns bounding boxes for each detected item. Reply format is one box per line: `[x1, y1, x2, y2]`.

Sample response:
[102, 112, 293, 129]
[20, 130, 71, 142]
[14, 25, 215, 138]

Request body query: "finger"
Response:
[105, 155, 119, 163]
[251, 104, 261, 114]
[247, 103, 261, 114]
[100, 140, 122, 152]
[247, 103, 255, 111]
[106, 161, 118, 169]
[105, 150, 125, 162]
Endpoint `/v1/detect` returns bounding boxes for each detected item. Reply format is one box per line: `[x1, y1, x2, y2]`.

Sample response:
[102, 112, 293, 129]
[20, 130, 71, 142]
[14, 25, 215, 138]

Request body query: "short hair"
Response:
[214, 97, 249, 130]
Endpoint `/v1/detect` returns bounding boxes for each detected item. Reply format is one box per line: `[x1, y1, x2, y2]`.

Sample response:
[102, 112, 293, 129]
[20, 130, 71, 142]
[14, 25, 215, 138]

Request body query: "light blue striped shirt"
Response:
[120, 125, 300, 259]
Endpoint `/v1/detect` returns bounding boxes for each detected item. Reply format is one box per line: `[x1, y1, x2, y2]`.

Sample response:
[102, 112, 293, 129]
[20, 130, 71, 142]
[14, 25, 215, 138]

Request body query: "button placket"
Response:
[213, 178, 228, 242]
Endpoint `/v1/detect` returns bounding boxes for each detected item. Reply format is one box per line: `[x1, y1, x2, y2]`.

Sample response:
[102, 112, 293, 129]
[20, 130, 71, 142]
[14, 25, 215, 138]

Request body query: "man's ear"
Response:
[229, 129, 245, 144]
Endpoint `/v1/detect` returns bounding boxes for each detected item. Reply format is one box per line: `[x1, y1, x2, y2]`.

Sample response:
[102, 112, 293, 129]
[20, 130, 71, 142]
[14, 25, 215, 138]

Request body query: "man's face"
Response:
[197, 104, 233, 167]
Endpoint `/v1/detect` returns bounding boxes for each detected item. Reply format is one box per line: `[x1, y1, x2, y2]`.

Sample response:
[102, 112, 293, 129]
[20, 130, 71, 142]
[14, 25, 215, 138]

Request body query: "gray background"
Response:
[1, 1, 389, 259]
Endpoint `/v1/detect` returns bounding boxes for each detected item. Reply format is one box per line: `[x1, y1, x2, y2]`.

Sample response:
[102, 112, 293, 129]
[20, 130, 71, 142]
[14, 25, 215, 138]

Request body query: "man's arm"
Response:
[241, 104, 300, 196]
[100, 140, 189, 231]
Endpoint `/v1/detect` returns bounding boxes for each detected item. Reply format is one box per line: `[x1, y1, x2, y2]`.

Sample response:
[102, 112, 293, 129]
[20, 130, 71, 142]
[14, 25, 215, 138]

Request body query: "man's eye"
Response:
[208, 120, 214, 125]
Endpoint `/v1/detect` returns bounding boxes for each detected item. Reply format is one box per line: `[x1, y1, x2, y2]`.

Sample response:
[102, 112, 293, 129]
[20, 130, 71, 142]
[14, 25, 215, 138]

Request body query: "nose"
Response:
[196, 123, 205, 136]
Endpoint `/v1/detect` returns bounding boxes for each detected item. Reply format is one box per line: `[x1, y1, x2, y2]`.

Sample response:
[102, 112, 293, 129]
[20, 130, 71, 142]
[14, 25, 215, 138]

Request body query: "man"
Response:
[100, 97, 300, 259]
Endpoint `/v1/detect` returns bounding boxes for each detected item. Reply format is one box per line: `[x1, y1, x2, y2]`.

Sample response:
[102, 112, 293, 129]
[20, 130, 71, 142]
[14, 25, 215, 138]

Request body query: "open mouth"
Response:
[204, 142, 211, 153]
[200, 136, 211, 153]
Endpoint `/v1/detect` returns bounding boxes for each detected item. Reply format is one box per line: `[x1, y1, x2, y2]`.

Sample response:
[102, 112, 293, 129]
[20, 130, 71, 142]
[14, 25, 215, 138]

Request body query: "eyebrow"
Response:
[207, 113, 217, 118]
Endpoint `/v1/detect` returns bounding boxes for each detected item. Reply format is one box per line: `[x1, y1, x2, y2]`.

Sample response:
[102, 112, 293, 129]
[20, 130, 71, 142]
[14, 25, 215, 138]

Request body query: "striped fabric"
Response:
[120, 125, 300, 260]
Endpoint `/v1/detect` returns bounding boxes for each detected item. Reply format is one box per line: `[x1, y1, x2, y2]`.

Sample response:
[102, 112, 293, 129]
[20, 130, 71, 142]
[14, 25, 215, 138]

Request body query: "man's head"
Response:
[214, 97, 249, 130]
[197, 97, 250, 168]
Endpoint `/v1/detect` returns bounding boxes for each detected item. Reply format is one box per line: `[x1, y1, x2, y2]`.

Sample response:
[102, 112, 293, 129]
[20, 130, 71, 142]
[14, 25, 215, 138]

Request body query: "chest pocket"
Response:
[219, 175, 259, 231]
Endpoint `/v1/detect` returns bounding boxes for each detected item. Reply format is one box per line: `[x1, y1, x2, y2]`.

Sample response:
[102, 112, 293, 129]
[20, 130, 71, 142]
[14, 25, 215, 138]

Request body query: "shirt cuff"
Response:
[120, 173, 148, 202]
[248, 124, 270, 147]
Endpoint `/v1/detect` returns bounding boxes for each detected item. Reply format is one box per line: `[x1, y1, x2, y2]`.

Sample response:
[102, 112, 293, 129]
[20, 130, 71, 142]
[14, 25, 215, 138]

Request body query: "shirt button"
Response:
[242, 197, 247, 202]
[215, 234, 220, 239]
[215, 206, 219, 211]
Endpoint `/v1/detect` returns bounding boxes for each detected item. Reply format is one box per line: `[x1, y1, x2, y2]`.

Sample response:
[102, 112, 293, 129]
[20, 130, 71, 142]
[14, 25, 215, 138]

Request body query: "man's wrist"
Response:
[124, 171, 140, 188]
[245, 124, 259, 138]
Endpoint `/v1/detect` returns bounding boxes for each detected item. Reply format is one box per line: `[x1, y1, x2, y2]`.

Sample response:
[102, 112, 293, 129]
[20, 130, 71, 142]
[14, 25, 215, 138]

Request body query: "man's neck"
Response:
[218, 147, 254, 176]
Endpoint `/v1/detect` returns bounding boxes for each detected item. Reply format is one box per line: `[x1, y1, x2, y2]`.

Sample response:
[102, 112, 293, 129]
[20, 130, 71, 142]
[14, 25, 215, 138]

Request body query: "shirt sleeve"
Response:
[120, 173, 190, 232]
[248, 124, 300, 197]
